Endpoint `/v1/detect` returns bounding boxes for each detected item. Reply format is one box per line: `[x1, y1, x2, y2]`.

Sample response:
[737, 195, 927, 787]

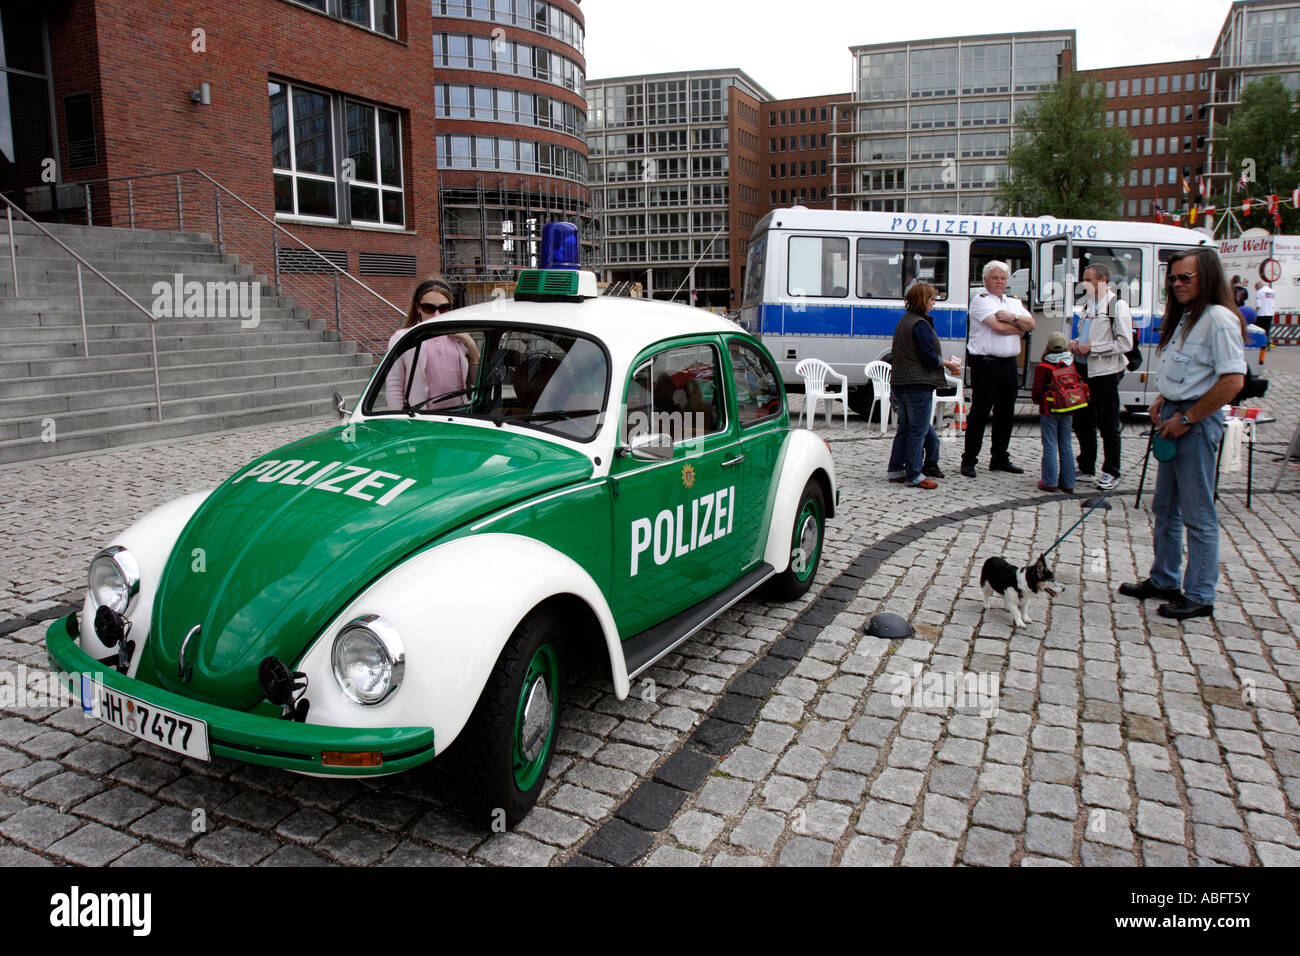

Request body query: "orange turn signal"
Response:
[321, 750, 383, 768]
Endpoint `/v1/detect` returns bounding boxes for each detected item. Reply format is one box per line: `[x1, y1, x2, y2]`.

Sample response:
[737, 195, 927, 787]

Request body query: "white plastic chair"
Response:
[863, 360, 892, 435]
[931, 368, 966, 429]
[794, 358, 848, 429]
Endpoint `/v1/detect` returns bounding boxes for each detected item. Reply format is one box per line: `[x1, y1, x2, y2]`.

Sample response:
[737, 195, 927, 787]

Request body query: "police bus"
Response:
[738, 207, 1266, 416]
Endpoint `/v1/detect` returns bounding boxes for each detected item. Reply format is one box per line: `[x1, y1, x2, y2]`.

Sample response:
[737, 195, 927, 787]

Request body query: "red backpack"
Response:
[1045, 362, 1089, 413]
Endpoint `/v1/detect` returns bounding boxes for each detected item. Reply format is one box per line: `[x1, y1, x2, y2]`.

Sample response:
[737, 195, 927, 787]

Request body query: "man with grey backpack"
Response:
[1069, 263, 1133, 492]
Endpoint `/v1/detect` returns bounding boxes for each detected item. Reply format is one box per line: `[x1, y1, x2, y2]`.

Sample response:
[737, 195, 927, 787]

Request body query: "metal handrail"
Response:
[60, 167, 403, 316]
[0, 193, 164, 420]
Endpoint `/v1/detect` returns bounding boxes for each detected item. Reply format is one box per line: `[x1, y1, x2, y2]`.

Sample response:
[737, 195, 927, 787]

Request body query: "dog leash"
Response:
[1039, 487, 1116, 559]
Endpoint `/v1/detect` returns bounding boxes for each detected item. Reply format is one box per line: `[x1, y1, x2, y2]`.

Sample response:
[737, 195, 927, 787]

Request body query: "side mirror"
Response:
[332, 390, 350, 420]
[620, 432, 674, 461]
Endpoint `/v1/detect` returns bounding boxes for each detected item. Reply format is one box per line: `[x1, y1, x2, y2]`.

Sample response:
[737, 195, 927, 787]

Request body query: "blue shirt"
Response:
[1154, 304, 1247, 402]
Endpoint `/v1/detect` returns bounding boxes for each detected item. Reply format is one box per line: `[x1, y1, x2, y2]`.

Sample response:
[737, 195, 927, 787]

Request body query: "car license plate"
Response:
[82, 677, 210, 761]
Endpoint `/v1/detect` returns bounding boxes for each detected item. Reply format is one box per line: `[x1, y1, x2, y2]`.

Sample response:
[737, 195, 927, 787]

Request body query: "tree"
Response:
[1215, 75, 1300, 233]
[995, 73, 1131, 219]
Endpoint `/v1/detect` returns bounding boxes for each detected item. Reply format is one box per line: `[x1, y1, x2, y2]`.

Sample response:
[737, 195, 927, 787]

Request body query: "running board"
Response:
[623, 563, 776, 679]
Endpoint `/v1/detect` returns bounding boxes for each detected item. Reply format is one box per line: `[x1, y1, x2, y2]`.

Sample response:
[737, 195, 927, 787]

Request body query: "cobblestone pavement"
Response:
[1, 372, 1297, 867]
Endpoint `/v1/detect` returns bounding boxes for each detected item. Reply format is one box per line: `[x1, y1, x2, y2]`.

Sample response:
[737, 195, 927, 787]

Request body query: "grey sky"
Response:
[580, 0, 1231, 98]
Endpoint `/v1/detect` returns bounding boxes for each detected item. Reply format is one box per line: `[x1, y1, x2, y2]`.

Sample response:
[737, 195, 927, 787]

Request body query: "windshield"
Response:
[364, 323, 610, 442]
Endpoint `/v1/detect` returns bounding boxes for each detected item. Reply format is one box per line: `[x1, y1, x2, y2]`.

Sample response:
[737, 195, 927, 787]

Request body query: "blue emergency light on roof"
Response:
[540, 221, 581, 270]
[514, 220, 597, 301]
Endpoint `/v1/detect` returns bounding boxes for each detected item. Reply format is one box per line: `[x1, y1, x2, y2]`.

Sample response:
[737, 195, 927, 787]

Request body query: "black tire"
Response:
[451, 612, 562, 830]
[847, 384, 874, 416]
[767, 479, 826, 600]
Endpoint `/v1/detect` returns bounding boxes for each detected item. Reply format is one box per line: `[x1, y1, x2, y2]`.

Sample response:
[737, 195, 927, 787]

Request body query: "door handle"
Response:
[722, 455, 744, 468]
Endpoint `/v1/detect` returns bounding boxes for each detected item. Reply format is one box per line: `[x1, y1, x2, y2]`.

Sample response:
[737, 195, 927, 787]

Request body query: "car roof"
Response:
[431, 295, 745, 368]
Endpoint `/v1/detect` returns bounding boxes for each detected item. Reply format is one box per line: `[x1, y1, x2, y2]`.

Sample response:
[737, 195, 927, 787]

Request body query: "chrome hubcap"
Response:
[792, 513, 818, 573]
[520, 677, 553, 762]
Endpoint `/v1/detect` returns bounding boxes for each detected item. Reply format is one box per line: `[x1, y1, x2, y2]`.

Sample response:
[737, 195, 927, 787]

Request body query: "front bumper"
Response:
[46, 615, 436, 776]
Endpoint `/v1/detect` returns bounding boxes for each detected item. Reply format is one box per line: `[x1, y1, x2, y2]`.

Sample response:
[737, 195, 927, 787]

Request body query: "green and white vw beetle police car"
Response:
[47, 224, 837, 828]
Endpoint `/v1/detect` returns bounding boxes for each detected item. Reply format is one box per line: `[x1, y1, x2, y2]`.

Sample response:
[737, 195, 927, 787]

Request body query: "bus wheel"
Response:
[848, 385, 874, 416]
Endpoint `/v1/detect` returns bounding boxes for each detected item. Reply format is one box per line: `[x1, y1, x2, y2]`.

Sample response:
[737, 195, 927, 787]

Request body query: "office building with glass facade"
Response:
[585, 69, 769, 307]
[837, 31, 1075, 215]
[1208, 0, 1300, 192]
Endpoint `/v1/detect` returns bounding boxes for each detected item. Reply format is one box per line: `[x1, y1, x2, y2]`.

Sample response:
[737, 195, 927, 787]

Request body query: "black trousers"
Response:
[1073, 365, 1121, 477]
[962, 355, 1019, 467]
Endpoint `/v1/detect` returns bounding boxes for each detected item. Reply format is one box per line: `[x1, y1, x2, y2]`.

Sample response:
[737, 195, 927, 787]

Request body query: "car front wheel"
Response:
[768, 479, 825, 600]
[452, 612, 561, 830]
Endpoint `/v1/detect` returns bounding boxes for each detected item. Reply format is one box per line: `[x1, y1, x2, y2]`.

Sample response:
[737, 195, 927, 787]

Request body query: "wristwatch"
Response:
[1179, 414, 1192, 427]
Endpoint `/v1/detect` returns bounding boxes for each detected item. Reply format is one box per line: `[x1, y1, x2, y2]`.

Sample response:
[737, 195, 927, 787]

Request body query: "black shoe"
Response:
[1077, 468, 1095, 479]
[1157, 596, 1214, 620]
[1119, 578, 1183, 601]
[989, 460, 1024, 474]
[922, 462, 945, 479]
[960, 462, 976, 478]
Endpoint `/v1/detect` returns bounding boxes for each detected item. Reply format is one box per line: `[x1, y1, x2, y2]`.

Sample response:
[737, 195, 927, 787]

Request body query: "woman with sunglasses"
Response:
[384, 276, 480, 411]
[1118, 249, 1247, 621]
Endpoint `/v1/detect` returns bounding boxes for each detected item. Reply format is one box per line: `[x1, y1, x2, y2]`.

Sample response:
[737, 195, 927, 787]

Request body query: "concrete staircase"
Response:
[0, 220, 376, 464]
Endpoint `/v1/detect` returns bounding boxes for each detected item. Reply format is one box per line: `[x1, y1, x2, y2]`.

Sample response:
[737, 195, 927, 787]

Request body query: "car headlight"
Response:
[332, 614, 405, 705]
[88, 546, 141, 615]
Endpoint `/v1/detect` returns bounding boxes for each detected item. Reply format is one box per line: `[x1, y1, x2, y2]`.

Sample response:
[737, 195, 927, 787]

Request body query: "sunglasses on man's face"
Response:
[1167, 272, 1198, 285]
[418, 301, 454, 315]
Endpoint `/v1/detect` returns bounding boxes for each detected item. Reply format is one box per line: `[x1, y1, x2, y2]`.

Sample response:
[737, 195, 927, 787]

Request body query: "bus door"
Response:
[1045, 239, 1150, 408]
[968, 239, 1034, 386]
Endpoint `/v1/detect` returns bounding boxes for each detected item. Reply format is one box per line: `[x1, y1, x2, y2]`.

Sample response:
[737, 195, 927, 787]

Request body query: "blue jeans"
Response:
[1040, 413, 1076, 489]
[1150, 402, 1224, 605]
[886, 385, 939, 483]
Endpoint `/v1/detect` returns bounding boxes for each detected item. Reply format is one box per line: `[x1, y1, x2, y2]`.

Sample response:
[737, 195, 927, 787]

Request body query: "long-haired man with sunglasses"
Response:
[1118, 249, 1247, 620]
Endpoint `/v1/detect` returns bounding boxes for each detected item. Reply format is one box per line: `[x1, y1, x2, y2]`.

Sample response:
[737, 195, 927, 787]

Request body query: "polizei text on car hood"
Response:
[147, 419, 594, 708]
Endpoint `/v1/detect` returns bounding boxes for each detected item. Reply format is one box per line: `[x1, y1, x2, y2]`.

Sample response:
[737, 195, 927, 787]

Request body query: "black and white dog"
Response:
[980, 555, 1063, 628]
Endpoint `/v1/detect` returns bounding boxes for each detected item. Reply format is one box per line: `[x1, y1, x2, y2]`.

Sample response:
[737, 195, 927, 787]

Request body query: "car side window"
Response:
[728, 340, 783, 426]
[625, 342, 726, 444]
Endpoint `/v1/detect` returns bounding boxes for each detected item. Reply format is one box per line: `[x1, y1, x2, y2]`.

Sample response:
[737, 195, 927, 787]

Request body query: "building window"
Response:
[910, 46, 959, 97]
[1106, 80, 1116, 97]
[961, 42, 1011, 94]
[1118, 78, 1128, 97]
[1172, 74, 1181, 93]
[859, 50, 908, 101]
[291, 0, 397, 38]
[1118, 109, 1127, 126]
[1144, 107, 1153, 124]
[1169, 137, 1177, 154]
[1013, 39, 1065, 92]
[1158, 75, 1168, 94]
[1142, 167, 1152, 186]
[1143, 138, 1152, 155]
[1144, 76, 1154, 95]
[1157, 106, 1167, 124]
[960, 100, 1010, 127]
[64, 93, 97, 169]
[344, 101, 403, 226]
[271, 81, 338, 220]
[1184, 104, 1194, 122]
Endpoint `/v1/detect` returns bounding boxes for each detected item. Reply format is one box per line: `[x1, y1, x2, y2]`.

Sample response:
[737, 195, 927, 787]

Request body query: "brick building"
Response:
[1077, 58, 1215, 221]
[430, 0, 596, 281]
[4, 0, 440, 315]
[760, 93, 852, 211]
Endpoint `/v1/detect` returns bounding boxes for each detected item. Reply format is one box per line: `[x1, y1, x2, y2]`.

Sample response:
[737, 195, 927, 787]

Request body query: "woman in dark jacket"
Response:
[885, 283, 963, 488]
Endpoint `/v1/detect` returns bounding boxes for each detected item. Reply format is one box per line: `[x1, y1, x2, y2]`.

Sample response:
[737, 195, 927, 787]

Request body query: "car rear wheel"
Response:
[768, 479, 825, 600]
[452, 612, 561, 830]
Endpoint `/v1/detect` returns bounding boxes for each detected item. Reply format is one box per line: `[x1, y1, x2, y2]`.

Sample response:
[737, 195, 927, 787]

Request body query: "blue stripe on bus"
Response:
[760, 303, 969, 340]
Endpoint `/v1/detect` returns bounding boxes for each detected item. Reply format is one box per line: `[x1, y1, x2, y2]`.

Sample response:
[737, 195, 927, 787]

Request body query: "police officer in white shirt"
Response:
[961, 260, 1035, 477]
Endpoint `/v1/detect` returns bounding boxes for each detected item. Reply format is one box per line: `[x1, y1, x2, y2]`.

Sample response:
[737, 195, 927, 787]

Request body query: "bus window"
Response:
[1157, 247, 1199, 311]
[788, 236, 849, 298]
[969, 240, 1031, 302]
[742, 231, 768, 307]
[855, 238, 948, 300]
[1053, 245, 1143, 309]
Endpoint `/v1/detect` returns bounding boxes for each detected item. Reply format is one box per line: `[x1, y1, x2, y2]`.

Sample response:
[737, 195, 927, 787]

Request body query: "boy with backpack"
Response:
[1033, 331, 1089, 492]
